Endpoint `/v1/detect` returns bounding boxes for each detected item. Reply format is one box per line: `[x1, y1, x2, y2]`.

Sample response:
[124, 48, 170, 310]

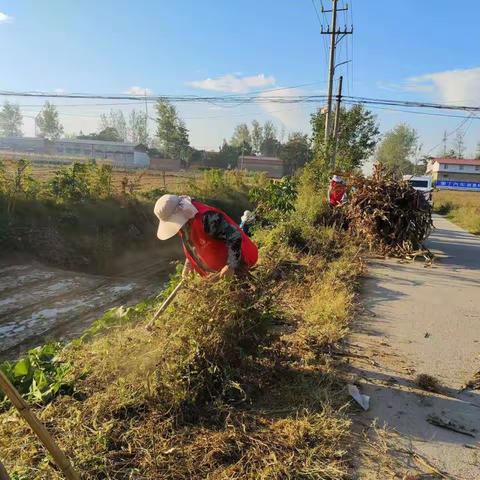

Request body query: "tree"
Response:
[217, 140, 240, 169]
[230, 123, 252, 154]
[0, 101, 23, 137]
[443, 148, 457, 159]
[77, 127, 122, 142]
[100, 110, 127, 141]
[155, 100, 190, 163]
[63, 132, 78, 140]
[261, 121, 281, 156]
[36, 101, 64, 140]
[280, 132, 312, 175]
[128, 110, 149, 145]
[375, 123, 418, 174]
[251, 120, 263, 154]
[311, 104, 379, 172]
[452, 130, 466, 158]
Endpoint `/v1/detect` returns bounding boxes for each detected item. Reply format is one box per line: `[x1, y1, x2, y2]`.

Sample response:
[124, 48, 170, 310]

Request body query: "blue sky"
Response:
[1, 0, 479, 157]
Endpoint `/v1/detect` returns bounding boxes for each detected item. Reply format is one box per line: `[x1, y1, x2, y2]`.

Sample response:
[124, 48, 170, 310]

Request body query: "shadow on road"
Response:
[428, 226, 480, 272]
[348, 361, 480, 447]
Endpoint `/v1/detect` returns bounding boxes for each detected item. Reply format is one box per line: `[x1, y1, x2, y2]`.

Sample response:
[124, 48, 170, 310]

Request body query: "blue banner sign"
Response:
[436, 180, 480, 191]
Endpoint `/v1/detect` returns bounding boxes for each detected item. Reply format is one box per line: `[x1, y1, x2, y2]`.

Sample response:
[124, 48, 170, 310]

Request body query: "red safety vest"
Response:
[329, 181, 347, 206]
[179, 201, 258, 277]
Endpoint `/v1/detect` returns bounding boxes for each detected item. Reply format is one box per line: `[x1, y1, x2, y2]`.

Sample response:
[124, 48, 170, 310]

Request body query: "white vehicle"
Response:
[403, 175, 433, 203]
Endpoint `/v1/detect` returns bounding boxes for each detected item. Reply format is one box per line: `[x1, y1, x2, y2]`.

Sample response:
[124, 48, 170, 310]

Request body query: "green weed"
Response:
[0, 343, 73, 407]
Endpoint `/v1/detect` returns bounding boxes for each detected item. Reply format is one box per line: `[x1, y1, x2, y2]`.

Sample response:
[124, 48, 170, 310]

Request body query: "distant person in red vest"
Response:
[154, 195, 258, 278]
[328, 175, 347, 207]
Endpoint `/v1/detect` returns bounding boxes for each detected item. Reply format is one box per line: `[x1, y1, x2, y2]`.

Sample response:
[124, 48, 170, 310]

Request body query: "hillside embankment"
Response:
[0, 164, 432, 479]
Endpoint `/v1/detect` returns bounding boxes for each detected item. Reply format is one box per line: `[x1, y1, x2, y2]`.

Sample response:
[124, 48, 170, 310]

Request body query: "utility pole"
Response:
[321, 1, 353, 145]
[332, 75, 343, 169]
[442, 130, 447, 156]
[144, 89, 149, 145]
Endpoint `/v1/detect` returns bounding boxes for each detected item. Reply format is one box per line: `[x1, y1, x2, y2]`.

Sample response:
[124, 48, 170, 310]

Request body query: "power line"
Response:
[341, 96, 480, 113]
[342, 1, 351, 96]
[3, 90, 480, 114]
[18, 102, 479, 123]
[367, 105, 480, 120]
[424, 113, 477, 156]
[349, 0, 355, 94]
[311, 0, 329, 62]
[320, 0, 353, 147]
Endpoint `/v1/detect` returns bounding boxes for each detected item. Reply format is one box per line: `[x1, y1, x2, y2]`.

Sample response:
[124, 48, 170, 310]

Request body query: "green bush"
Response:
[249, 176, 297, 225]
[0, 343, 74, 407]
[48, 162, 113, 201]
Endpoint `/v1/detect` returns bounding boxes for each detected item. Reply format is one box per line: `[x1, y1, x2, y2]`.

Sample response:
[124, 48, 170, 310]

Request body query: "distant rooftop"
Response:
[58, 138, 136, 147]
[241, 155, 283, 165]
[433, 157, 480, 166]
[242, 155, 280, 160]
[0, 136, 136, 147]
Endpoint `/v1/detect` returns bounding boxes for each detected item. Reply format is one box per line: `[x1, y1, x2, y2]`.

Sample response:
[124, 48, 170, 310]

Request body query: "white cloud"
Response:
[0, 12, 13, 24]
[257, 87, 310, 130]
[407, 67, 480, 105]
[125, 86, 153, 96]
[376, 80, 434, 93]
[54, 88, 66, 94]
[187, 73, 276, 93]
[380, 67, 480, 105]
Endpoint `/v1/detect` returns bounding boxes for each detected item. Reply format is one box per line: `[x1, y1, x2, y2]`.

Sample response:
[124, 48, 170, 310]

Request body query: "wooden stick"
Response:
[147, 280, 184, 329]
[0, 371, 80, 480]
[0, 459, 10, 480]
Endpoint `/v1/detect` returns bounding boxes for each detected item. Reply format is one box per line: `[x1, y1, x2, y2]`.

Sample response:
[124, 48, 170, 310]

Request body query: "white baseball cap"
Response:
[154, 194, 191, 240]
[332, 175, 344, 183]
[241, 210, 254, 223]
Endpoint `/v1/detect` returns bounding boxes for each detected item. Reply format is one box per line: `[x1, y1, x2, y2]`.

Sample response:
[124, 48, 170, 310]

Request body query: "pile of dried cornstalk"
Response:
[344, 165, 433, 259]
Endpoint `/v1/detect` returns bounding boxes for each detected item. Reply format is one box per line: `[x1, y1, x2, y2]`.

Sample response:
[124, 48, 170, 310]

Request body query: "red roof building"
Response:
[427, 157, 480, 187]
[239, 155, 284, 178]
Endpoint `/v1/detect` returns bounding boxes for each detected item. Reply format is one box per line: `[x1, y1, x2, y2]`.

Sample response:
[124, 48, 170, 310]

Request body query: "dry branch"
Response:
[344, 165, 433, 259]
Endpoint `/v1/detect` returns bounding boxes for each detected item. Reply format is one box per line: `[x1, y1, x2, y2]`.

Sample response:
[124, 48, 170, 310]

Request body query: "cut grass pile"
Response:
[434, 190, 480, 234]
[345, 166, 433, 258]
[0, 211, 363, 479]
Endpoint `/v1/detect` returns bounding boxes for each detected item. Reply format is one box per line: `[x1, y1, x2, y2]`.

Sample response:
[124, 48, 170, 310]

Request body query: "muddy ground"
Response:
[0, 249, 181, 360]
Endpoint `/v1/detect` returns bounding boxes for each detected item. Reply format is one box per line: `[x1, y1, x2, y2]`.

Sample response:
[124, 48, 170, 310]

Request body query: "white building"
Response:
[0, 136, 150, 168]
[426, 158, 480, 181]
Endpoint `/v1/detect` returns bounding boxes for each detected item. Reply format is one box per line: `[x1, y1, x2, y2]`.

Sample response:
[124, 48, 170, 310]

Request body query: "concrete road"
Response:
[351, 215, 480, 479]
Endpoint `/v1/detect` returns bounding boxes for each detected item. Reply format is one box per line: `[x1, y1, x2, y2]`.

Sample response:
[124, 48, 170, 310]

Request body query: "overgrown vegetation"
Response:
[434, 190, 480, 234]
[0, 158, 364, 478]
[249, 176, 297, 225]
[0, 343, 73, 407]
[0, 158, 254, 272]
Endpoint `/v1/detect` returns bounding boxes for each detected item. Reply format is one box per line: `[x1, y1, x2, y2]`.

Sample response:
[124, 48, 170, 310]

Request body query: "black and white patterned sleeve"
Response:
[203, 211, 242, 269]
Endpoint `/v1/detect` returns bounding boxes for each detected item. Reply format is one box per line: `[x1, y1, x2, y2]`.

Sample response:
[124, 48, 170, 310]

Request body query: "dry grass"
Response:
[415, 374, 443, 394]
[9, 161, 195, 193]
[4, 161, 261, 197]
[0, 222, 363, 479]
[434, 190, 480, 234]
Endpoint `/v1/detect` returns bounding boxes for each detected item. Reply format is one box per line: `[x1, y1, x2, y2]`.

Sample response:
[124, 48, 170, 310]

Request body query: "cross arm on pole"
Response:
[322, 6, 348, 13]
[334, 59, 352, 70]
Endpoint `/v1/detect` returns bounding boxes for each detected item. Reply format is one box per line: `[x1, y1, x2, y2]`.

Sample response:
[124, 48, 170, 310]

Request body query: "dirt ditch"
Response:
[0, 245, 182, 360]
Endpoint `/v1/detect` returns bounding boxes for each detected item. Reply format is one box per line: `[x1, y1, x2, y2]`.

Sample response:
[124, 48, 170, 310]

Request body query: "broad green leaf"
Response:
[13, 358, 31, 378]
